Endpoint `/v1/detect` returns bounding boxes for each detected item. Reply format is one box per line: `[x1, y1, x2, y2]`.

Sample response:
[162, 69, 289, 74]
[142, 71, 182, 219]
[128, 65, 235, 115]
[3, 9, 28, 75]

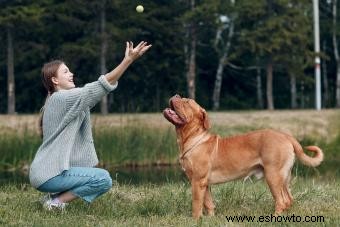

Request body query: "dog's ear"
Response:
[201, 109, 210, 129]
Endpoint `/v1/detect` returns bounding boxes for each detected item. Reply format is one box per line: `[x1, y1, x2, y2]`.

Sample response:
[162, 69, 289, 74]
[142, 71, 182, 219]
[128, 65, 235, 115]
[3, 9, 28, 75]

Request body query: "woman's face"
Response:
[52, 63, 75, 90]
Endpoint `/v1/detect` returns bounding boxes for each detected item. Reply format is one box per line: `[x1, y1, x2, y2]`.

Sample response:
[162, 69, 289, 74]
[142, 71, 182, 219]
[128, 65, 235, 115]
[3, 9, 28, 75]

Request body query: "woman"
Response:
[29, 41, 152, 210]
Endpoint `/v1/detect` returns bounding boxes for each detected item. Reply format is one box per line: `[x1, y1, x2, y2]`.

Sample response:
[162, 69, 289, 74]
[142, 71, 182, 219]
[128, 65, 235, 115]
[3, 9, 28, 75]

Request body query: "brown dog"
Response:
[163, 94, 324, 219]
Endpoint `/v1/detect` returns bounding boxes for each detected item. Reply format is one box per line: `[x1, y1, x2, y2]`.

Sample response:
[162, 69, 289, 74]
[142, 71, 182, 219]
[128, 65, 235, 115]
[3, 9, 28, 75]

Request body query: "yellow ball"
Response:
[136, 5, 144, 13]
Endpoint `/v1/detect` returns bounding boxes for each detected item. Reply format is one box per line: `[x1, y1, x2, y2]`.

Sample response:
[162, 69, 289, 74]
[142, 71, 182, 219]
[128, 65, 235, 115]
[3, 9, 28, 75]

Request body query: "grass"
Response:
[0, 110, 339, 226]
[0, 177, 339, 226]
[94, 126, 178, 167]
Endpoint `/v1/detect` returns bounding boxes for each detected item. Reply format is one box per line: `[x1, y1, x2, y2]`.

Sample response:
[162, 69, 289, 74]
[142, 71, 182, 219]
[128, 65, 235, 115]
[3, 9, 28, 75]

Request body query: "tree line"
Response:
[0, 0, 339, 114]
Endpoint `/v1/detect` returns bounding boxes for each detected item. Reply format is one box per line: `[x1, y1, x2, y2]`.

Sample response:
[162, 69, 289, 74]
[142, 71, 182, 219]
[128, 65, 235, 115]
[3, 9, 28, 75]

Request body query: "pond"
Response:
[1, 161, 339, 186]
[0, 165, 187, 186]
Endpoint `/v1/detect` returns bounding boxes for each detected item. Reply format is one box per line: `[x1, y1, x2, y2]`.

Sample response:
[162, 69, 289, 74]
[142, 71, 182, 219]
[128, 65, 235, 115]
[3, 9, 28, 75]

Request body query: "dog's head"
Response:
[163, 94, 210, 130]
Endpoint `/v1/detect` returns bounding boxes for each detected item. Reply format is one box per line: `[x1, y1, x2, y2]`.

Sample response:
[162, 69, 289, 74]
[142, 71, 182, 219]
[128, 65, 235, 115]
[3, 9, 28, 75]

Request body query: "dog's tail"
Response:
[287, 136, 324, 167]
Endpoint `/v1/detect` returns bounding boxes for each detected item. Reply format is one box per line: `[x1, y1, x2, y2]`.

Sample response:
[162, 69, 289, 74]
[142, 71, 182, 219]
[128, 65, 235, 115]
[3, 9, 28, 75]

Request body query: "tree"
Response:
[6, 25, 14, 114]
[238, 0, 312, 110]
[100, 0, 109, 114]
[319, 0, 335, 108]
[322, 40, 330, 107]
[332, 0, 340, 107]
[0, 1, 44, 114]
[183, 0, 198, 99]
[0, 0, 336, 112]
[210, 0, 236, 110]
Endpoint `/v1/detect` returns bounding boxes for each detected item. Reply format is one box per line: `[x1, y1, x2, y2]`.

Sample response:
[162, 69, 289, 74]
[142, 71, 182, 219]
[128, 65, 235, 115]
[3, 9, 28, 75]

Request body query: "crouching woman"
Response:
[29, 41, 151, 210]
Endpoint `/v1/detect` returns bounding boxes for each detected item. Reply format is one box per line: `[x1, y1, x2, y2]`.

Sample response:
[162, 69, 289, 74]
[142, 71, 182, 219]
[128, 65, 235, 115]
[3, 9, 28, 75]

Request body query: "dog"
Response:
[163, 94, 324, 219]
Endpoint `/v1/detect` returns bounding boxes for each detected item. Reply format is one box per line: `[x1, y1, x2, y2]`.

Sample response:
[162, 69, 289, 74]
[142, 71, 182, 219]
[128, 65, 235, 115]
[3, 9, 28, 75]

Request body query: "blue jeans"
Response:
[37, 167, 112, 203]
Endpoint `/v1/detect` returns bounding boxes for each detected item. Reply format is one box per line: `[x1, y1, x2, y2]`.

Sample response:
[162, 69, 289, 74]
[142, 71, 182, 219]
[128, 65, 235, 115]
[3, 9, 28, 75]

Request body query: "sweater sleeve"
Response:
[60, 75, 118, 119]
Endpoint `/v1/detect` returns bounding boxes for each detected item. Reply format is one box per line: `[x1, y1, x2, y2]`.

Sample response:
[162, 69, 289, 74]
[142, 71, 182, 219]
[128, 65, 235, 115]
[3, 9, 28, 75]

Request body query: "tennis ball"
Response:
[136, 5, 144, 13]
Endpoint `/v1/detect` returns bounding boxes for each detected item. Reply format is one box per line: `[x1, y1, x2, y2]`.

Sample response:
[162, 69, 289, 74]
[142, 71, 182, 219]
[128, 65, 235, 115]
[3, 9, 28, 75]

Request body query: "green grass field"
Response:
[0, 178, 339, 226]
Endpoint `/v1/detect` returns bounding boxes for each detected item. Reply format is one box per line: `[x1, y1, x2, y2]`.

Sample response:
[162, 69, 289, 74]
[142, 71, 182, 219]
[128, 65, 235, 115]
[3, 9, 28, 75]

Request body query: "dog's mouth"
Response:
[163, 96, 187, 126]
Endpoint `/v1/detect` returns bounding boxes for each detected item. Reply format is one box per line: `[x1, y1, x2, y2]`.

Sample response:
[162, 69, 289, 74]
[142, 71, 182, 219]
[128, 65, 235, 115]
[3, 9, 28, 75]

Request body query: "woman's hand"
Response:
[104, 41, 152, 85]
[124, 41, 152, 62]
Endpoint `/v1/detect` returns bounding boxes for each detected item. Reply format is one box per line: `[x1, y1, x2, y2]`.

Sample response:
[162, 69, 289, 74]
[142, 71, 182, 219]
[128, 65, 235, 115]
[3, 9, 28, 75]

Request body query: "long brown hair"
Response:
[39, 60, 64, 138]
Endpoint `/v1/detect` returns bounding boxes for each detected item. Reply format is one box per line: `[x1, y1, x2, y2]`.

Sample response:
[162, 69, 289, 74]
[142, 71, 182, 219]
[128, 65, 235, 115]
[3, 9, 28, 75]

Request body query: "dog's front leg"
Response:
[191, 180, 207, 219]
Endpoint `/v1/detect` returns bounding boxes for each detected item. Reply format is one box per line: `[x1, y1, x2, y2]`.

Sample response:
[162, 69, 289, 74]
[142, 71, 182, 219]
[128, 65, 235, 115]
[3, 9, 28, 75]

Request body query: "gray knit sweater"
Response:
[29, 75, 118, 188]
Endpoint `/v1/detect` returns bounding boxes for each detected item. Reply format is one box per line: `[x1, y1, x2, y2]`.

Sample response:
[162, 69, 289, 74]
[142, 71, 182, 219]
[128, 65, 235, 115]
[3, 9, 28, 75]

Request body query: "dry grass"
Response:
[1, 109, 338, 141]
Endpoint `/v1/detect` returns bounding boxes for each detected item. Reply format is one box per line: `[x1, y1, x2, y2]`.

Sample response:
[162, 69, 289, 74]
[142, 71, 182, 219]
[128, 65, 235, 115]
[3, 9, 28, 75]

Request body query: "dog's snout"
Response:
[174, 94, 181, 98]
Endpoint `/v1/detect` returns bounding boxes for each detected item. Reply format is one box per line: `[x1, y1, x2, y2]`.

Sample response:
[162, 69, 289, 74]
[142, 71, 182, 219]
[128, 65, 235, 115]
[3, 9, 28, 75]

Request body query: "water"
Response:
[111, 165, 187, 185]
[0, 171, 29, 186]
[1, 161, 339, 186]
[0, 165, 187, 186]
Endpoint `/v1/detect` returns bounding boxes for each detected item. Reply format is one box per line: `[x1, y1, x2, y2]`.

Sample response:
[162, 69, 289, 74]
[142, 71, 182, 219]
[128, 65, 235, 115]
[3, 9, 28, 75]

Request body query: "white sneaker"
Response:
[39, 194, 52, 205]
[42, 198, 67, 211]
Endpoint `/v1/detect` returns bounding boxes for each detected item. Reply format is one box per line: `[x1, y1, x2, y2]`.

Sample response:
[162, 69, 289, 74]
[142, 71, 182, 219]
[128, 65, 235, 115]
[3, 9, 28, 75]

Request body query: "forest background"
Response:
[1, 0, 340, 114]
